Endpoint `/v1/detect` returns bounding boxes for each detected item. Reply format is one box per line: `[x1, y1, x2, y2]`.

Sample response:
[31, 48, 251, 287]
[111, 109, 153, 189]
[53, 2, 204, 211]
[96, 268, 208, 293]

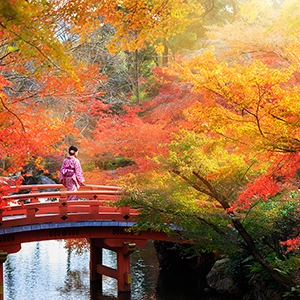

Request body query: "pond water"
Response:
[4, 240, 229, 300]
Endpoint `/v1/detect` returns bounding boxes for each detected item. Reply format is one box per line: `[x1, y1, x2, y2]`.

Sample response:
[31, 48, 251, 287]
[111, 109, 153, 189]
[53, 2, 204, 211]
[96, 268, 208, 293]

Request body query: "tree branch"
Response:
[0, 22, 60, 70]
[0, 96, 26, 132]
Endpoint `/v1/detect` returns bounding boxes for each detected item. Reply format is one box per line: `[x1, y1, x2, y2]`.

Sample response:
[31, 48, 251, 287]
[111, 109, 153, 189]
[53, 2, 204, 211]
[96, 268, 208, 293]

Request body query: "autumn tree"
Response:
[0, 0, 210, 179]
[95, 0, 204, 103]
[91, 0, 300, 295]
[0, 1, 298, 296]
[0, 4, 74, 177]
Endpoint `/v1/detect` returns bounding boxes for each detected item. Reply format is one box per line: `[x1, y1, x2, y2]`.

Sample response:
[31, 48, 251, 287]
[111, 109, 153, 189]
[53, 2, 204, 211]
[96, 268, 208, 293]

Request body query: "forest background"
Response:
[0, 0, 299, 298]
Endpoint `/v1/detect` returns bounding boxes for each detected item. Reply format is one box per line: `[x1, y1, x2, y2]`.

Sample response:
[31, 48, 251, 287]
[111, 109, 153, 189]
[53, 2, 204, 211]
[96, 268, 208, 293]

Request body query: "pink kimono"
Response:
[60, 156, 85, 200]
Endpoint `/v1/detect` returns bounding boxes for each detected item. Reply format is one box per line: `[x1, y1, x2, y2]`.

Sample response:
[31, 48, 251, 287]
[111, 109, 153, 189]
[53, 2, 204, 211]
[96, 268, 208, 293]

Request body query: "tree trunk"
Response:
[134, 50, 140, 105]
[162, 43, 169, 66]
[231, 217, 292, 290]
[177, 171, 293, 291]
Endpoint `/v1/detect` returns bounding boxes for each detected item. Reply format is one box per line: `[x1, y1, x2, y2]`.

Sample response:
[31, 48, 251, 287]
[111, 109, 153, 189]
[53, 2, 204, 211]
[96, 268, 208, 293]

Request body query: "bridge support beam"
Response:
[90, 238, 103, 297]
[0, 250, 8, 300]
[89, 238, 136, 296]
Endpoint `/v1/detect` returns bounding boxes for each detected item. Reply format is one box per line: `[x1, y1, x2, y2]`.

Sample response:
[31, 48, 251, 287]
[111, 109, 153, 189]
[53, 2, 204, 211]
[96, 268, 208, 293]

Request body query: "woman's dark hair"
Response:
[68, 145, 78, 155]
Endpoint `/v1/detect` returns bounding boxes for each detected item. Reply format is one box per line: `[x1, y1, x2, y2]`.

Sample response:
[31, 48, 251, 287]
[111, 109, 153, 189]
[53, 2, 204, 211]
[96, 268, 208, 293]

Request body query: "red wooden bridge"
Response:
[0, 184, 169, 299]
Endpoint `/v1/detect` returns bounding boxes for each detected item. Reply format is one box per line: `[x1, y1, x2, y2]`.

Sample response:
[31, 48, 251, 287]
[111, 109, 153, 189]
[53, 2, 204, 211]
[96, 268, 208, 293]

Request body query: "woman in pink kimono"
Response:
[60, 146, 85, 200]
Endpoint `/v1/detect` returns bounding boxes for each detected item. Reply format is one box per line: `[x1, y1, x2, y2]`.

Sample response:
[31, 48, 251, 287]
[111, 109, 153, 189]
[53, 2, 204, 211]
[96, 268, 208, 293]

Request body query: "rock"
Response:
[206, 258, 241, 296]
[154, 241, 216, 293]
[37, 175, 56, 185]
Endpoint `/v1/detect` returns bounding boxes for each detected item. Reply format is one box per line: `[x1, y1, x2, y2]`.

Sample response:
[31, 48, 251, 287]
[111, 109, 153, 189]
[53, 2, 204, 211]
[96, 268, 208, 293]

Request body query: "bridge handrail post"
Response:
[26, 206, 38, 220]
[59, 192, 68, 217]
[31, 186, 39, 194]
[121, 206, 130, 220]
[90, 201, 99, 216]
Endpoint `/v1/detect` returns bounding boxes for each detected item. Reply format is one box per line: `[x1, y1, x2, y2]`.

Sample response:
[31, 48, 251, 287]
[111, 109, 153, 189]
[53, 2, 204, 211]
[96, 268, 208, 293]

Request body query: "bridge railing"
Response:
[0, 184, 137, 229]
[2, 184, 123, 202]
[2, 183, 122, 193]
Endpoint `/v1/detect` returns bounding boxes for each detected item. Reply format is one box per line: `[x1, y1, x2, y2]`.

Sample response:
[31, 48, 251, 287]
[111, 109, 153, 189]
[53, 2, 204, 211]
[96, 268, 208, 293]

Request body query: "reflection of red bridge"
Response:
[0, 184, 168, 299]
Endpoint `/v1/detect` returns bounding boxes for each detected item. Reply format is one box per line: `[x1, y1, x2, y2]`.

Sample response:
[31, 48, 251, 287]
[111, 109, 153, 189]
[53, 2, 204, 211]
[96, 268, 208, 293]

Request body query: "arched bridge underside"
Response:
[0, 220, 168, 253]
[0, 184, 170, 298]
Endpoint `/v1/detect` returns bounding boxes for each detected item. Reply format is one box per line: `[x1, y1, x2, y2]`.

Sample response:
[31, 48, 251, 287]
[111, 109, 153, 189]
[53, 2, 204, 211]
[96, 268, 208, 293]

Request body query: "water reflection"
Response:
[4, 240, 228, 300]
[4, 241, 90, 300]
[57, 248, 90, 297]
